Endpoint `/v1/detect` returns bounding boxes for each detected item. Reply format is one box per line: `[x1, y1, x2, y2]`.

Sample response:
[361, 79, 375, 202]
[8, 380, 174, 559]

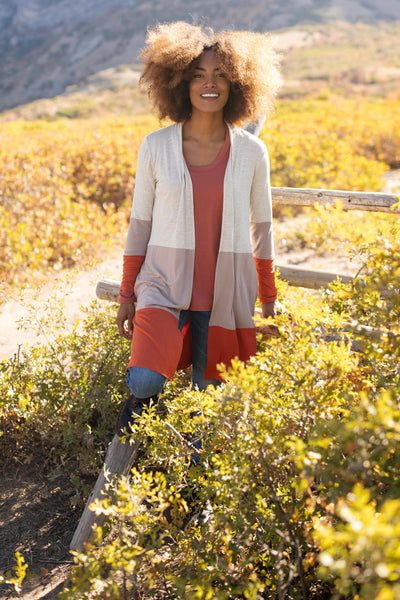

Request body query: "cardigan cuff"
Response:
[254, 257, 277, 303]
[118, 289, 137, 304]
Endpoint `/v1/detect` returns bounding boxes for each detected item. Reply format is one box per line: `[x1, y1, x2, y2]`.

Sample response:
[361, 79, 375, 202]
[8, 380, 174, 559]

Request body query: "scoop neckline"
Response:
[184, 128, 230, 170]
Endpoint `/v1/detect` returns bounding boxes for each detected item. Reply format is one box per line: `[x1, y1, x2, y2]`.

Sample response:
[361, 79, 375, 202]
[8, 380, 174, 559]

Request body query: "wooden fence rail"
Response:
[95, 269, 352, 305]
[271, 187, 399, 213]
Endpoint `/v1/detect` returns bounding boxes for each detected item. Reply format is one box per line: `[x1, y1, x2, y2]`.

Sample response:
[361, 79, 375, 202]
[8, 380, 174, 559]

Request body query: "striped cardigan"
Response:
[119, 122, 277, 381]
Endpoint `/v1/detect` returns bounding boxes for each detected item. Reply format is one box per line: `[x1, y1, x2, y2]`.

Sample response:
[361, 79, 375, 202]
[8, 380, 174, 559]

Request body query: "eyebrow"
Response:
[194, 66, 222, 72]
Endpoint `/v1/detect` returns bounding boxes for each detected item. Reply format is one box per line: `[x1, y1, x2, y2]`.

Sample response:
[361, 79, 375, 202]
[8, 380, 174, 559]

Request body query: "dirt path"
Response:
[0, 252, 124, 361]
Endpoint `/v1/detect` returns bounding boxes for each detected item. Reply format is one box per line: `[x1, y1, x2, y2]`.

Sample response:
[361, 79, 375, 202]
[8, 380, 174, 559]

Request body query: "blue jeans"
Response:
[126, 310, 220, 398]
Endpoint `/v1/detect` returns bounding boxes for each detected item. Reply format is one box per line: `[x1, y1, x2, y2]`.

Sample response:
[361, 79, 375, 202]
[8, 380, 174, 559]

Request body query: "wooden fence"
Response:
[272, 186, 398, 289]
[271, 186, 398, 212]
[96, 186, 399, 300]
[70, 185, 398, 552]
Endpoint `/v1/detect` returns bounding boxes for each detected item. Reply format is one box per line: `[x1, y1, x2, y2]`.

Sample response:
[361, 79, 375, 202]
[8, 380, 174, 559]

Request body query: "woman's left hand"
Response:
[261, 302, 276, 319]
[255, 301, 280, 338]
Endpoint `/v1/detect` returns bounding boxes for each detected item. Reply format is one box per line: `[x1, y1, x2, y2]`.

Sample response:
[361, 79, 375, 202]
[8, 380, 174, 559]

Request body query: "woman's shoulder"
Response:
[144, 123, 180, 146]
[230, 124, 268, 157]
[138, 124, 181, 165]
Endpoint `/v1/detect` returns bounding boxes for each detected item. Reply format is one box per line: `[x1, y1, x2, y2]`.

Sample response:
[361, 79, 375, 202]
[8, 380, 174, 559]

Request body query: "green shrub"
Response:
[0, 553, 28, 594]
[60, 232, 400, 599]
[0, 298, 130, 476]
[59, 295, 359, 599]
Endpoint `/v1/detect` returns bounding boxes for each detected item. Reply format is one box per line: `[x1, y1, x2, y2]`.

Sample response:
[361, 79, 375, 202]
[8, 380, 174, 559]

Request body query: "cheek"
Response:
[223, 84, 231, 102]
[223, 82, 231, 97]
[188, 86, 196, 105]
[189, 80, 198, 96]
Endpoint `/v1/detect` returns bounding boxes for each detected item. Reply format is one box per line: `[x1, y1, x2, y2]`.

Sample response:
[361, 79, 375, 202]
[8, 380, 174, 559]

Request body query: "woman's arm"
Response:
[117, 137, 156, 335]
[249, 145, 278, 307]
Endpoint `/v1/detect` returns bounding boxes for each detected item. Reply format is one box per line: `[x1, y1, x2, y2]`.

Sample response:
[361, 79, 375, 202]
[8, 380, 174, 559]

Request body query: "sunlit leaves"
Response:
[0, 115, 158, 286]
[1, 97, 399, 289]
[0, 552, 28, 594]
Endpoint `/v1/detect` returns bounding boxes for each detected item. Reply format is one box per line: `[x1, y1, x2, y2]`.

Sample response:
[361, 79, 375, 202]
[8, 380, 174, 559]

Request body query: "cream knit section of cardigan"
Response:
[125, 122, 275, 330]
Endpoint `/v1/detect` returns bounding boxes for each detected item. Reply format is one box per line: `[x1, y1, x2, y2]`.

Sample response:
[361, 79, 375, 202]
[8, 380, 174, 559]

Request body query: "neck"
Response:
[183, 112, 226, 142]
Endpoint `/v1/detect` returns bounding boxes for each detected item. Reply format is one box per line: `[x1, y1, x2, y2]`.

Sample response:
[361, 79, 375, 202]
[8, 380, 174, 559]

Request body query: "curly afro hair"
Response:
[139, 21, 281, 124]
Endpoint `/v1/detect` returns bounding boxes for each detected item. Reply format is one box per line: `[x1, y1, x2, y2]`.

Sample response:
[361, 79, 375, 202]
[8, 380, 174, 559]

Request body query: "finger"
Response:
[123, 321, 133, 339]
[127, 317, 134, 335]
[255, 324, 280, 338]
[116, 318, 126, 337]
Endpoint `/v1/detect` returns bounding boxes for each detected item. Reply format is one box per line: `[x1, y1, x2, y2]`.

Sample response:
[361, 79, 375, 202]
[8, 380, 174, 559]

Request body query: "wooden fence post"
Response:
[70, 435, 141, 551]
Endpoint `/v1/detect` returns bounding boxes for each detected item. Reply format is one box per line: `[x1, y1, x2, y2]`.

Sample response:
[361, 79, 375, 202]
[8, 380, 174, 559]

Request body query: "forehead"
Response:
[195, 49, 221, 70]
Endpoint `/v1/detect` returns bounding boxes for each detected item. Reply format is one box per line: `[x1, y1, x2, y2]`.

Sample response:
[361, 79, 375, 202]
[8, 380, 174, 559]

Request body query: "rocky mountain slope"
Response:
[0, 0, 399, 112]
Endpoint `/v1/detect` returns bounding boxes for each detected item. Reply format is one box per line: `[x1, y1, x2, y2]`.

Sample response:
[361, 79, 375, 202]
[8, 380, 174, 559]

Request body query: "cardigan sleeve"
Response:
[118, 137, 155, 304]
[249, 146, 277, 303]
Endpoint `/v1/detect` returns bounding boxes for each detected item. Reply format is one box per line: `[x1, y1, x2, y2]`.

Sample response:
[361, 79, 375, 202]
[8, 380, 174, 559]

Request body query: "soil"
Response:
[0, 457, 82, 600]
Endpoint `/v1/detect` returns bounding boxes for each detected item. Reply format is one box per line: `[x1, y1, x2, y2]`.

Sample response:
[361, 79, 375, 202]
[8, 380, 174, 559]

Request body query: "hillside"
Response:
[1, 20, 400, 122]
[0, 0, 400, 112]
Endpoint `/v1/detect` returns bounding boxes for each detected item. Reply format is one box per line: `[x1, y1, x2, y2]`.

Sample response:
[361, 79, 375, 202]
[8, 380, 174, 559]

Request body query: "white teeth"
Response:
[201, 94, 218, 97]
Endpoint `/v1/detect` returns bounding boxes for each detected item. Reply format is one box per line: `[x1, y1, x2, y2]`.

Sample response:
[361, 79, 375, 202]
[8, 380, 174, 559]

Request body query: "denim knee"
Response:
[126, 367, 166, 398]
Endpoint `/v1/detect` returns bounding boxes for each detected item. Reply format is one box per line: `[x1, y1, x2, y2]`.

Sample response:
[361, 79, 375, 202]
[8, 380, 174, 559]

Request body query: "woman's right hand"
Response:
[116, 303, 136, 340]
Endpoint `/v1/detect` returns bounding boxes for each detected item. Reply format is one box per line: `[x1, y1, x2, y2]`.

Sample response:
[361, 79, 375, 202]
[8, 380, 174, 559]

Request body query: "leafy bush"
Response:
[279, 201, 399, 261]
[0, 553, 28, 594]
[0, 298, 130, 476]
[53, 227, 400, 599]
[264, 124, 386, 192]
[0, 116, 157, 286]
[60, 314, 357, 599]
[265, 96, 400, 175]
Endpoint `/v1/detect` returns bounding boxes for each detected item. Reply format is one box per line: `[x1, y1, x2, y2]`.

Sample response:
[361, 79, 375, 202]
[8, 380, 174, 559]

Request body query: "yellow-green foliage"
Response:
[311, 392, 400, 600]
[0, 552, 27, 593]
[0, 297, 131, 474]
[280, 200, 399, 261]
[1, 96, 399, 288]
[0, 115, 158, 286]
[263, 96, 400, 190]
[59, 246, 400, 599]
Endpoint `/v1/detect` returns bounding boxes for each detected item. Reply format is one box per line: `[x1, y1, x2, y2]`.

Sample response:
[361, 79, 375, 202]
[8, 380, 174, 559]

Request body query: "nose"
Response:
[204, 73, 216, 87]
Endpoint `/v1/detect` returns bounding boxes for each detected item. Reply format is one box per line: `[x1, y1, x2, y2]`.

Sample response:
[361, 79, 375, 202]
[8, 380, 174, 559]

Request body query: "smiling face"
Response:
[188, 49, 230, 118]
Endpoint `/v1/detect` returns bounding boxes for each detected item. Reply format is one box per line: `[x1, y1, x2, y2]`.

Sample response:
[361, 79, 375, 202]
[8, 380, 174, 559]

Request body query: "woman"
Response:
[116, 21, 281, 432]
